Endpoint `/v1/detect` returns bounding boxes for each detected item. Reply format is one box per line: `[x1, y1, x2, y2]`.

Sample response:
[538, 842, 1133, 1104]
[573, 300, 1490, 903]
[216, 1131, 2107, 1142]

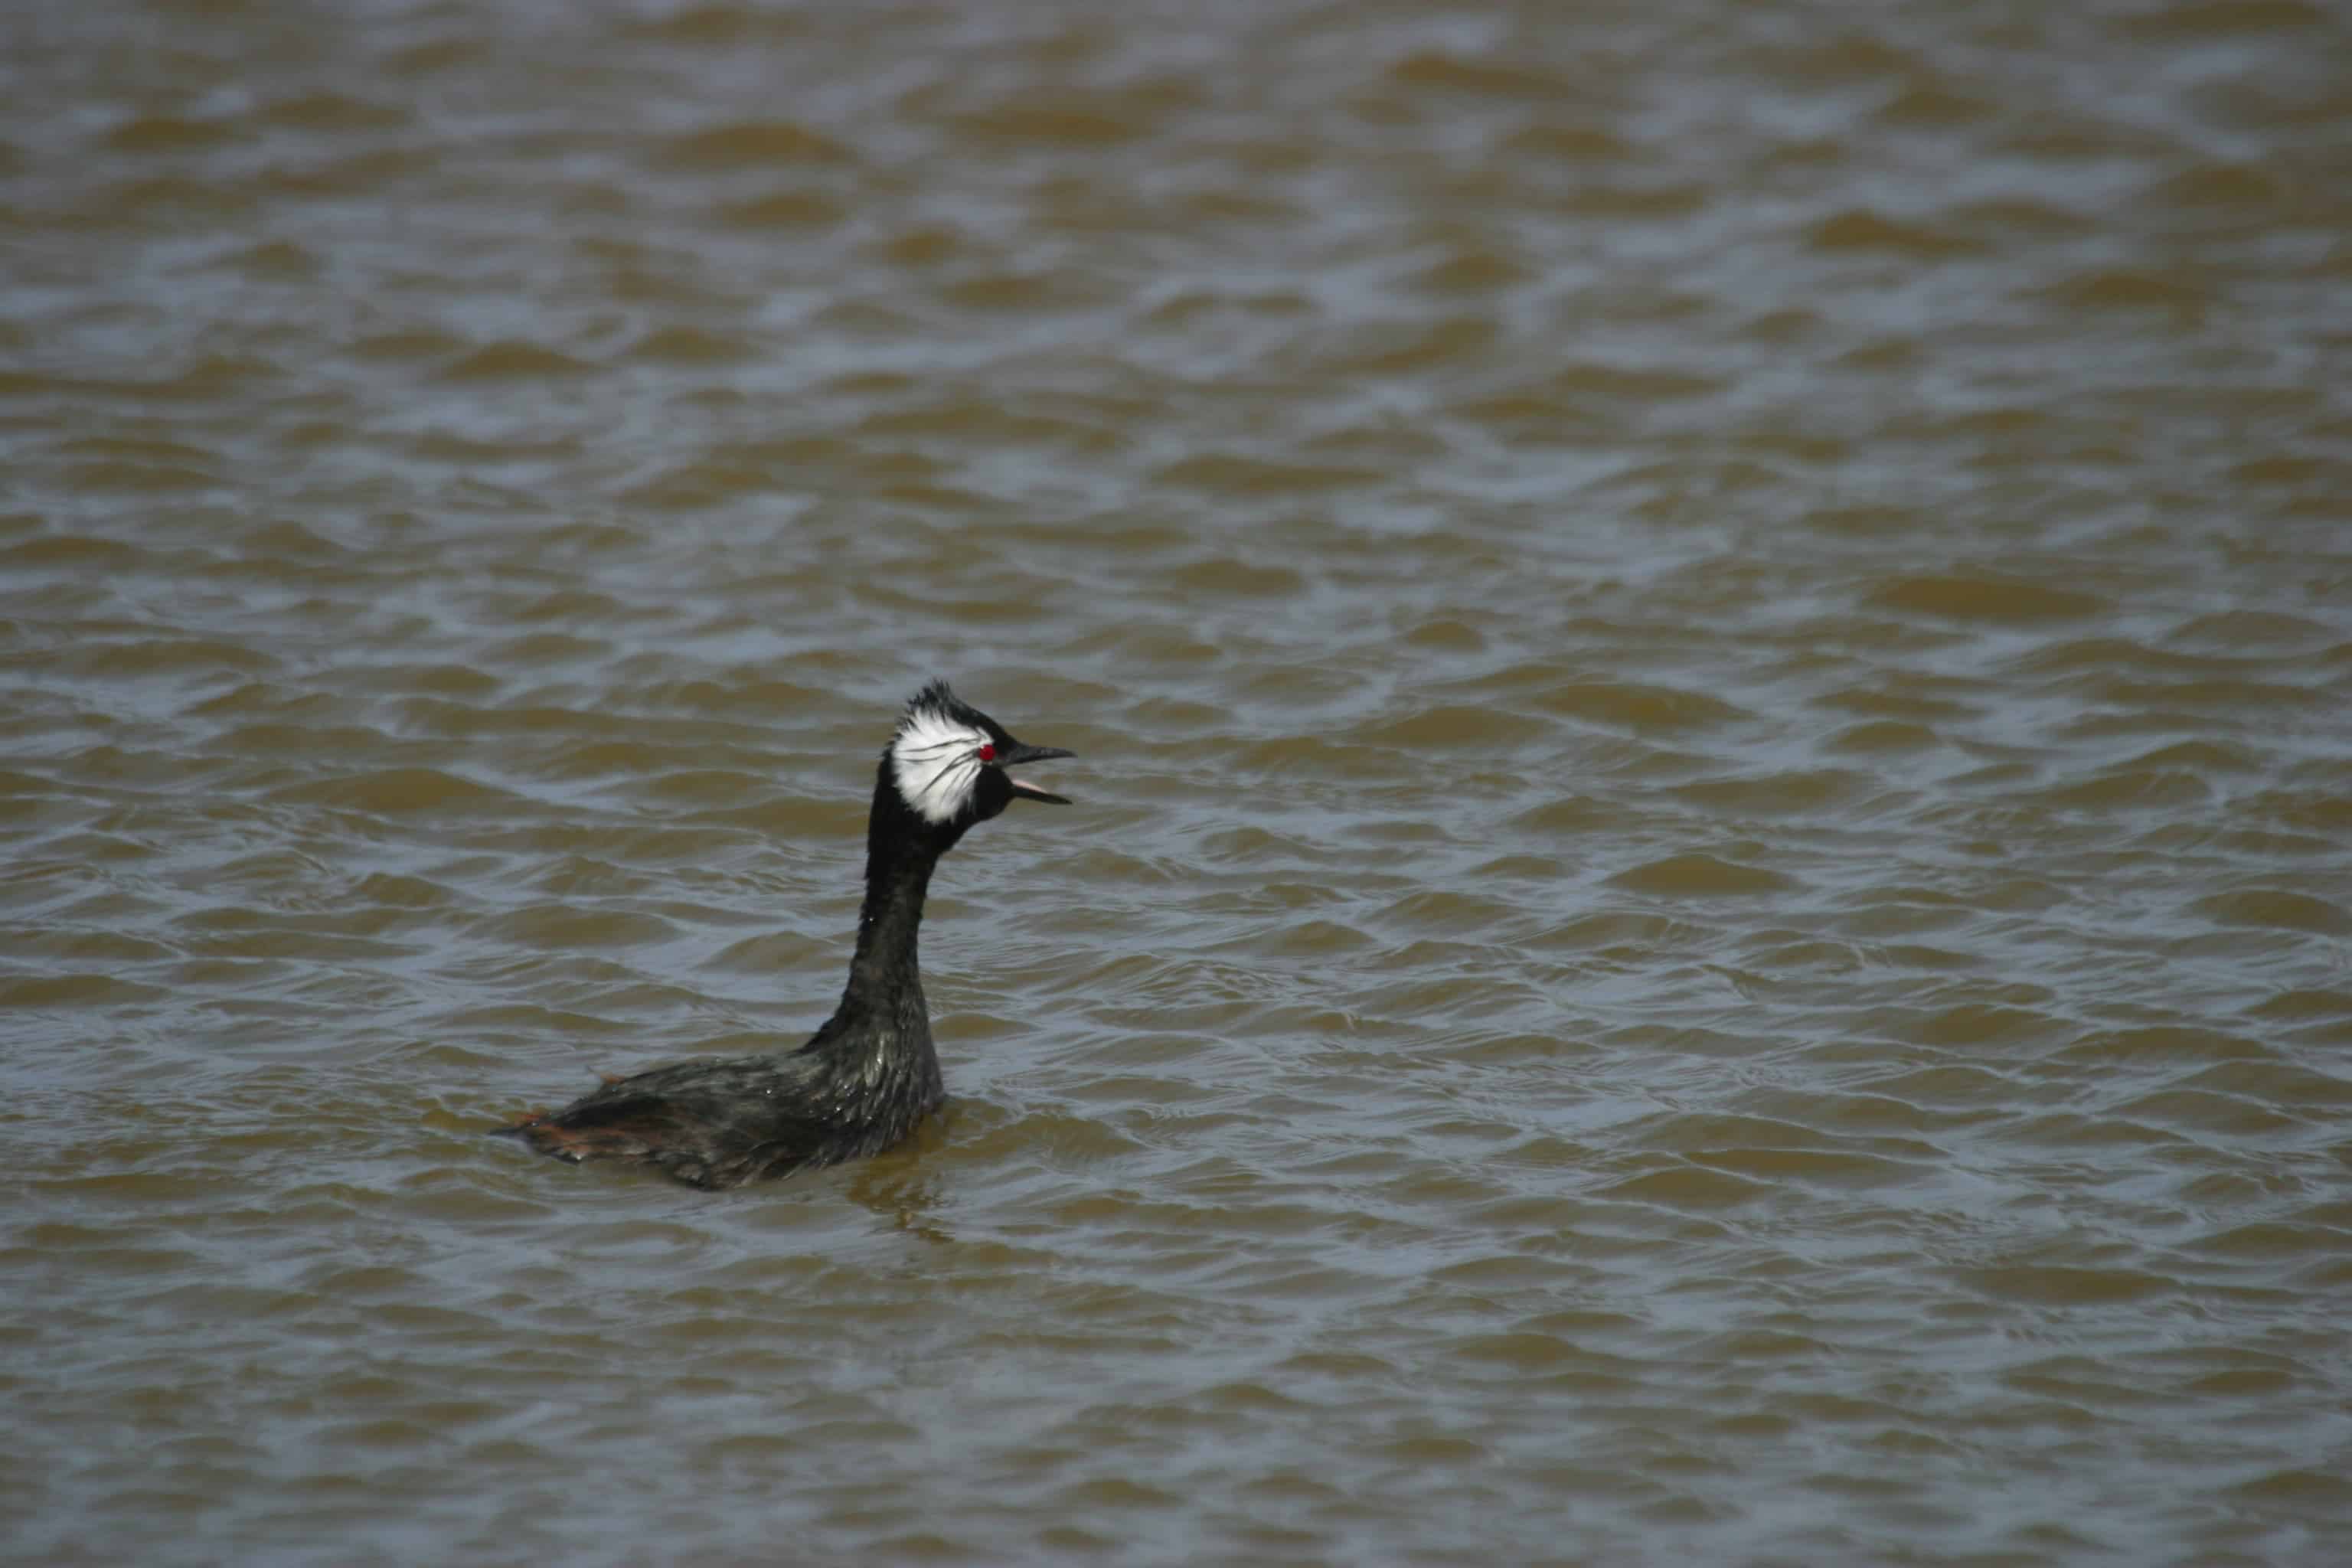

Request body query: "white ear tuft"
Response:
[890, 700, 988, 824]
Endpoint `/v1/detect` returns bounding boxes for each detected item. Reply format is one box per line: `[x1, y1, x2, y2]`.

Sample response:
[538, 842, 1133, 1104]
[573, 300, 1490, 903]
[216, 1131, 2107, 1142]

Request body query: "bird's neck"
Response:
[828, 769, 962, 1034]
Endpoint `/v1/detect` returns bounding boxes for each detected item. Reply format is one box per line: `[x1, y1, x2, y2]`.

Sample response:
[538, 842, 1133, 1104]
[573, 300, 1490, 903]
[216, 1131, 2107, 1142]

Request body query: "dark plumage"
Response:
[493, 681, 1075, 1189]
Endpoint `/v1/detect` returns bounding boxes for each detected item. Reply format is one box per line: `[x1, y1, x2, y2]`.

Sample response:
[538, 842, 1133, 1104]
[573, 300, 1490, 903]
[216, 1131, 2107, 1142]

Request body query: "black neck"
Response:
[829, 763, 967, 1030]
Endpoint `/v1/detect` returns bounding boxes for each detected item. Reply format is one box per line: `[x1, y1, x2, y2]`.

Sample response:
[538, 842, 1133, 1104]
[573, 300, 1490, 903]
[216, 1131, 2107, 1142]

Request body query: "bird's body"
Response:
[494, 681, 1073, 1190]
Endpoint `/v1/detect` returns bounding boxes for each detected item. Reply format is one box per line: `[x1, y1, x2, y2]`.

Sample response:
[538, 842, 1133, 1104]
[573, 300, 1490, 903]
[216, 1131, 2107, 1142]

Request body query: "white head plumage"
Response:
[889, 684, 994, 824]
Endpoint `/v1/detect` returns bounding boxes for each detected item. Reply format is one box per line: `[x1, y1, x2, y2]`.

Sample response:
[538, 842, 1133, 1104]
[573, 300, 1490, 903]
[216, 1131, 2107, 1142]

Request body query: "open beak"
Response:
[997, 742, 1075, 805]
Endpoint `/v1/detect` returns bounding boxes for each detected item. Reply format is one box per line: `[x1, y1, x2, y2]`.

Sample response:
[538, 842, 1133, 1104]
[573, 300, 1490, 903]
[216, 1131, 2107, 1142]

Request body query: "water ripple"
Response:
[5, 0, 2351, 1563]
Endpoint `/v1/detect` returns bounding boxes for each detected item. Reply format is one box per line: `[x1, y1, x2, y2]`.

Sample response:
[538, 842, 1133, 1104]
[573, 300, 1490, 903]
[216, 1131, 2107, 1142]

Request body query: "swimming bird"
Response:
[494, 680, 1075, 1189]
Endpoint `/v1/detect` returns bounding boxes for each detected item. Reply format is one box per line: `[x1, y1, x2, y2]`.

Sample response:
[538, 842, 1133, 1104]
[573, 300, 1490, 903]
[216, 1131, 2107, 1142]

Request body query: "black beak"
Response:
[997, 742, 1074, 805]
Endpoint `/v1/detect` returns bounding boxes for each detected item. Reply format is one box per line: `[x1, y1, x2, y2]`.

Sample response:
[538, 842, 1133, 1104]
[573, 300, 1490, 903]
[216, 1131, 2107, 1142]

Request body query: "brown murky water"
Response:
[5, 1, 2351, 1563]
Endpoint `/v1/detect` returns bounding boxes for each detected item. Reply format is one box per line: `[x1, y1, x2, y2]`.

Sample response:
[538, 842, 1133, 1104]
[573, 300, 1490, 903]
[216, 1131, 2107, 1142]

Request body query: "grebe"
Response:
[494, 680, 1075, 1189]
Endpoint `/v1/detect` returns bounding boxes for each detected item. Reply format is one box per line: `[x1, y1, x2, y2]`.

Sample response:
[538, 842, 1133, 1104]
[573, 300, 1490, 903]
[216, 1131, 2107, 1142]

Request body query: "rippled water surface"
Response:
[6, 1, 2352, 1563]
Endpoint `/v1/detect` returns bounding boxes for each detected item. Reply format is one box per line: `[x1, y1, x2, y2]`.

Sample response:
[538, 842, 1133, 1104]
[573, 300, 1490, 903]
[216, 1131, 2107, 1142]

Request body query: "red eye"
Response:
[977, 743, 996, 762]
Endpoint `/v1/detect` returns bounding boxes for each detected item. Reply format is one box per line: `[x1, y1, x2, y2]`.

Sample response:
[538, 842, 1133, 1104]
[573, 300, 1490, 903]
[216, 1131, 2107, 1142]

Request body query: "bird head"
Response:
[885, 679, 1074, 829]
